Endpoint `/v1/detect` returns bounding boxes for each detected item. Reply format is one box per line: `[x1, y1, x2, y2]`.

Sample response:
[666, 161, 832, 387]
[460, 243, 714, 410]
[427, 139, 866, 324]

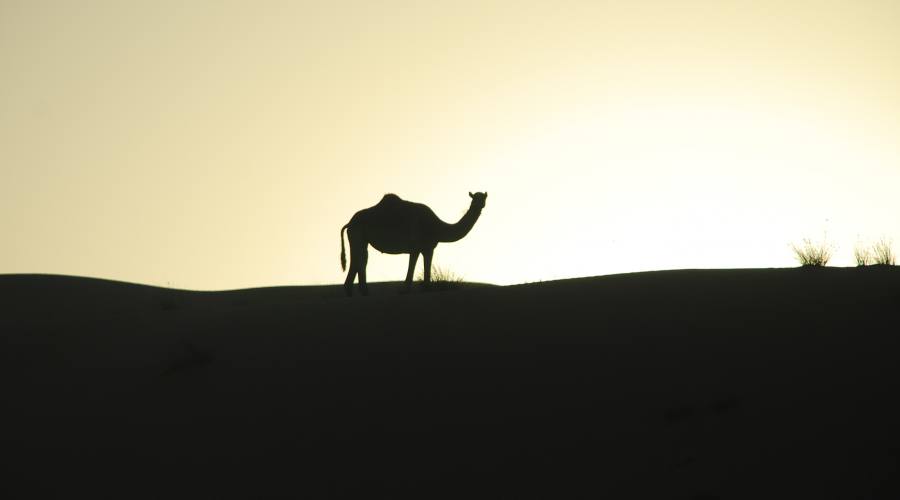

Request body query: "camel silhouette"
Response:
[340, 192, 487, 296]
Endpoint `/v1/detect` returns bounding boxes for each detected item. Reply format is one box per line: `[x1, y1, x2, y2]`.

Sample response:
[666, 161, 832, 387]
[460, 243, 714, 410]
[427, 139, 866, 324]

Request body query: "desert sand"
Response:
[3, 268, 900, 498]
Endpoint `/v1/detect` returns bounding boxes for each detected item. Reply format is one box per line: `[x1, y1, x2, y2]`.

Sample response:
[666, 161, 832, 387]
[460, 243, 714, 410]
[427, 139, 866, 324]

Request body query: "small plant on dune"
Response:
[871, 238, 896, 265]
[857, 237, 897, 266]
[416, 265, 464, 290]
[791, 238, 834, 267]
[854, 244, 873, 267]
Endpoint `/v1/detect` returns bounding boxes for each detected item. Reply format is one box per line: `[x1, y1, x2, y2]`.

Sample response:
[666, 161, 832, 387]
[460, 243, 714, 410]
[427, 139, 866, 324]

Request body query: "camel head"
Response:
[468, 192, 487, 210]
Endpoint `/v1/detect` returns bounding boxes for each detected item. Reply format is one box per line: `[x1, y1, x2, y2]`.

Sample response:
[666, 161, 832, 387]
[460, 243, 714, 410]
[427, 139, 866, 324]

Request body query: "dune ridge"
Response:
[2, 268, 899, 498]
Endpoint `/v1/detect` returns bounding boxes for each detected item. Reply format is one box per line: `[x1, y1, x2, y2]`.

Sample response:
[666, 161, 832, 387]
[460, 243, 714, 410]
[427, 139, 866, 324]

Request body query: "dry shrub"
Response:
[791, 238, 833, 267]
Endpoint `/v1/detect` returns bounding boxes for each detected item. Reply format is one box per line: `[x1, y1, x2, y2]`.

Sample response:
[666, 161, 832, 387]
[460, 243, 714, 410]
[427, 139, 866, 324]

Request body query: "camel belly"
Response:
[368, 231, 432, 254]
[369, 239, 412, 254]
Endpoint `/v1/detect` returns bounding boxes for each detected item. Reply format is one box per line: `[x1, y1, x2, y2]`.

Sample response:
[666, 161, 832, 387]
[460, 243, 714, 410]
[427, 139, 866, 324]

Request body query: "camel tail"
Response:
[340, 224, 349, 271]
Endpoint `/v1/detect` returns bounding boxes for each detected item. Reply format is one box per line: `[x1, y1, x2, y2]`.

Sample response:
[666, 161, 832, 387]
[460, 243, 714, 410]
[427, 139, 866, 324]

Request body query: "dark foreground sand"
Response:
[2, 268, 900, 499]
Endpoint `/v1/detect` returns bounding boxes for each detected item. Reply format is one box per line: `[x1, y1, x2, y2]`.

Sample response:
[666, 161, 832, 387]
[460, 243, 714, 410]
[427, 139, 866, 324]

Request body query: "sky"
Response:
[2, 1, 900, 289]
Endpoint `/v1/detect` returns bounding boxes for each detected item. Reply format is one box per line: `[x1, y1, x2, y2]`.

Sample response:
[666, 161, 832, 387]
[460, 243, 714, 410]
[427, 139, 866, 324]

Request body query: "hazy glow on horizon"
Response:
[3, 1, 900, 289]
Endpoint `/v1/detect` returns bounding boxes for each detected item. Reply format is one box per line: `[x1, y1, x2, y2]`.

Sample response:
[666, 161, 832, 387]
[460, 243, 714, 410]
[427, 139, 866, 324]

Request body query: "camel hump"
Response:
[379, 193, 403, 205]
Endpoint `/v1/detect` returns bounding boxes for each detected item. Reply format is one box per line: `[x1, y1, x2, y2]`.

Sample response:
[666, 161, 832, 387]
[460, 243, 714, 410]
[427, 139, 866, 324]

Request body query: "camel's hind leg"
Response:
[344, 229, 368, 297]
[355, 243, 369, 296]
[343, 261, 357, 297]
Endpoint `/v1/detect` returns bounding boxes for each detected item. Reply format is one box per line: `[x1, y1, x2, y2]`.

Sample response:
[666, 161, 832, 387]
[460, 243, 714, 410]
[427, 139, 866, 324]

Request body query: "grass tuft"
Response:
[855, 238, 896, 266]
[854, 244, 873, 267]
[791, 238, 833, 267]
[871, 238, 896, 265]
[417, 265, 465, 291]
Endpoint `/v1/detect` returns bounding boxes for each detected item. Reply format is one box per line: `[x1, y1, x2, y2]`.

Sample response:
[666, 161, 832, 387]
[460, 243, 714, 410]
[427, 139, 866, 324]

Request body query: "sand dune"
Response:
[2, 268, 900, 498]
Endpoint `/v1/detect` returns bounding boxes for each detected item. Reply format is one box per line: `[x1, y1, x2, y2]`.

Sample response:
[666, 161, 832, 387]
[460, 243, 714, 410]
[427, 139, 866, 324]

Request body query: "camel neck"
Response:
[438, 205, 482, 243]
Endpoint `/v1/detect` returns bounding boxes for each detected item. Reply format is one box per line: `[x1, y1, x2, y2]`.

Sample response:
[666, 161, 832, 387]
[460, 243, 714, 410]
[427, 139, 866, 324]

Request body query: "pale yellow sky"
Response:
[2, 1, 899, 289]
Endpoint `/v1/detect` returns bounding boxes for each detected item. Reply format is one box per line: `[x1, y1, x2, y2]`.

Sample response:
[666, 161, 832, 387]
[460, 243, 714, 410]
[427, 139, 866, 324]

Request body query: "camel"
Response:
[340, 192, 487, 296]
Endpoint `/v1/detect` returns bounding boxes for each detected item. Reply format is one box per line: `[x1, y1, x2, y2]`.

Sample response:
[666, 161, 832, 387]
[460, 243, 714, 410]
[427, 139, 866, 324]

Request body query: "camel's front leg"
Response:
[422, 248, 434, 290]
[403, 252, 419, 293]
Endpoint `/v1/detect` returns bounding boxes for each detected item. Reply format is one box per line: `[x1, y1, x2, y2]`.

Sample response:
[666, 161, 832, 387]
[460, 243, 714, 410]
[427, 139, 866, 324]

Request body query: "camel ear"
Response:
[469, 192, 473, 198]
[485, 192, 488, 198]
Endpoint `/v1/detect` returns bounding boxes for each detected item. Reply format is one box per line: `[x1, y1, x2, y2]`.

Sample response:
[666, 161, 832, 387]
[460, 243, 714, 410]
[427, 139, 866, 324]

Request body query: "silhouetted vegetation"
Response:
[791, 237, 834, 266]
[872, 238, 896, 265]
[855, 244, 873, 266]
[416, 265, 464, 291]
[854, 238, 895, 266]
